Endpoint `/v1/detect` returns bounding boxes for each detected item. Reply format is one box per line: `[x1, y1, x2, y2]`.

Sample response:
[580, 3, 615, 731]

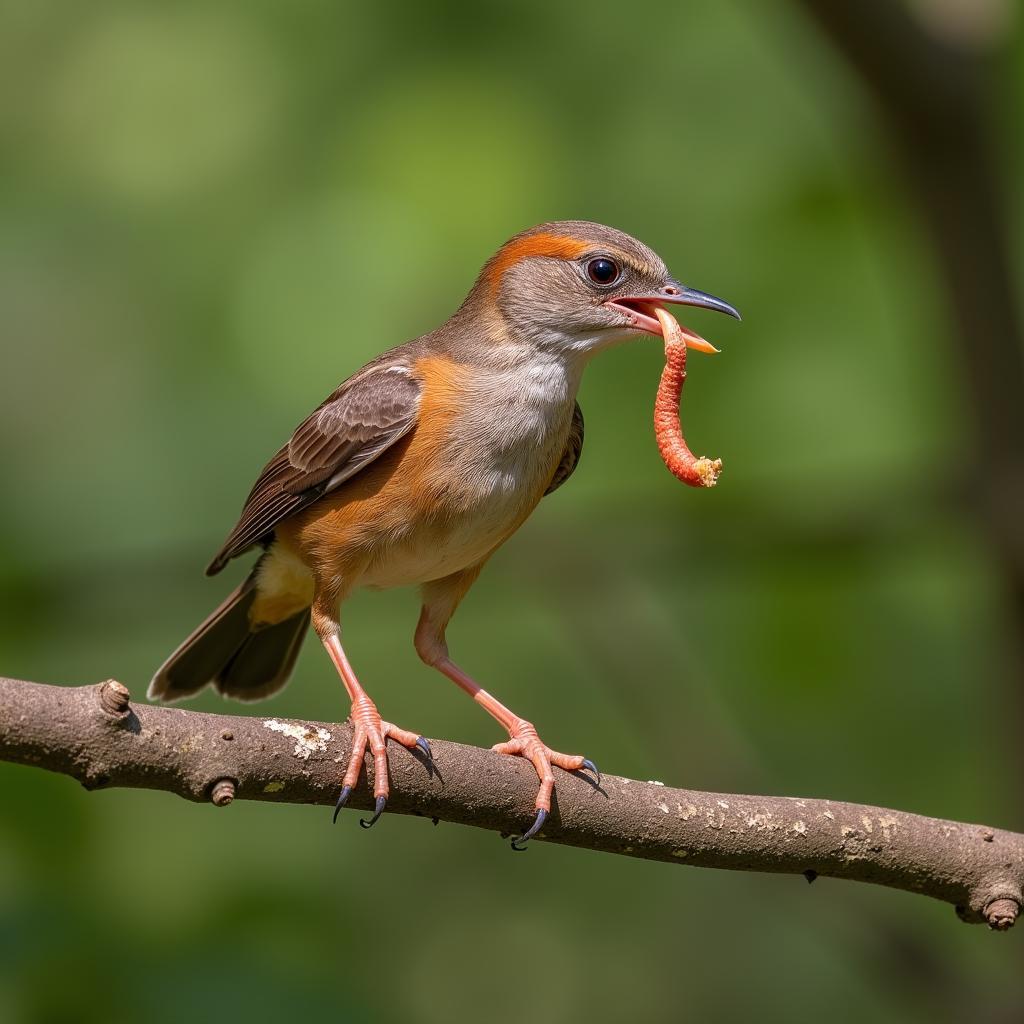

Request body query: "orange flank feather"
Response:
[486, 233, 591, 295]
[270, 353, 560, 614]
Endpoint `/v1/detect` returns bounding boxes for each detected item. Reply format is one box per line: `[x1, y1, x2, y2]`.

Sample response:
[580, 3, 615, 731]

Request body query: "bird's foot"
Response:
[333, 693, 431, 827]
[492, 718, 599, 850]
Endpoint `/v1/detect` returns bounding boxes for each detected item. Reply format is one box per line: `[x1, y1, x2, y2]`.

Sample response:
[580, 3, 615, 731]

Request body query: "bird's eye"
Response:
[586, 257, 620, 286]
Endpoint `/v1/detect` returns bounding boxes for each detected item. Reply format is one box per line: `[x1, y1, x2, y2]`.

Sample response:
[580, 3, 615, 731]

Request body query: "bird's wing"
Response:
[206, 364, 421, 575]
[544, 401, 584, 496]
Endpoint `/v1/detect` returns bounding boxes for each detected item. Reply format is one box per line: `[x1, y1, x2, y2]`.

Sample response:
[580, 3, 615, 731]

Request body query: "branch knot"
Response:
[97, 680, 131, 718]
[984, 897, 1019, 932]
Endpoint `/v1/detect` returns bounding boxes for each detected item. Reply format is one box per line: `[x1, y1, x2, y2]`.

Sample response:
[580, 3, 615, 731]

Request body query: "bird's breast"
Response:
[281, 351, 582, 591]
[436, 354, 580, 502]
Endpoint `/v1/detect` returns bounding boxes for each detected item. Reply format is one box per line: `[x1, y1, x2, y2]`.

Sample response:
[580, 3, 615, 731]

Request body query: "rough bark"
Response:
[1, 675, 1021, 931]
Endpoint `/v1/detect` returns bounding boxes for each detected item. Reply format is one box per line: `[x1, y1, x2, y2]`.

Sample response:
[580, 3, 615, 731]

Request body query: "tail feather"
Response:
[149, 572, 309, 703]
[216, 608, 311, 702]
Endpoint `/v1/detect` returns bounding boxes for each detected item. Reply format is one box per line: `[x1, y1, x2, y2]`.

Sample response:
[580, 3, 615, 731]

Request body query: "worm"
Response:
[653, 305, 722, 488]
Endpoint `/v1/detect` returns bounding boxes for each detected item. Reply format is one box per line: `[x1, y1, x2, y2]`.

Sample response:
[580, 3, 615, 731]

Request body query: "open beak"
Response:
[604, 281, 741, 354]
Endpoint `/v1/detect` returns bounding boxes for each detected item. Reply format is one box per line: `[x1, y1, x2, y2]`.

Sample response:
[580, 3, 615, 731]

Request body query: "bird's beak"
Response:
[604, 281, 741, 354]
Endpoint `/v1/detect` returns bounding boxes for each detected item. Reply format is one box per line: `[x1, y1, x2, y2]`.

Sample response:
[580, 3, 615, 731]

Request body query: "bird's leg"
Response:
[415, 572, 598, 848]
[312, 605, 430, 827]
[440, 656, 598, 847]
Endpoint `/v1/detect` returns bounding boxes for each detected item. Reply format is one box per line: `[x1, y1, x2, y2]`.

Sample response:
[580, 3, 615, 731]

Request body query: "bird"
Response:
[150, 220, 740, 846]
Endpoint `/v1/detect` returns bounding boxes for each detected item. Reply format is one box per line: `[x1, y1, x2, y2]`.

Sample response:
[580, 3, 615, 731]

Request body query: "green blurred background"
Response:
[2, 1, 1023, 1020]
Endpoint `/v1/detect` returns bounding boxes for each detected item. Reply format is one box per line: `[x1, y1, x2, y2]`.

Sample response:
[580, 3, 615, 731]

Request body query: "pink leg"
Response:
[313, 605, 430, 827]
[415, 570, 598, 848]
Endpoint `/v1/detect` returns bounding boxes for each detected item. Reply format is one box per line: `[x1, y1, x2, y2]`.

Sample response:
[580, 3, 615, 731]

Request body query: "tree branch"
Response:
[1, 675, 1021, 930]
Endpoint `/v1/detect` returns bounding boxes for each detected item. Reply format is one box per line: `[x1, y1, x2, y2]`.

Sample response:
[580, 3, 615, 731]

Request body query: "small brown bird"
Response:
[150, 220, 739, 845]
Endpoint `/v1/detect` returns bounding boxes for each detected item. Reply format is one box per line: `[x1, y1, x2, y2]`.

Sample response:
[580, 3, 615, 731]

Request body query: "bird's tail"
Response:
[148, 569, 310, 703]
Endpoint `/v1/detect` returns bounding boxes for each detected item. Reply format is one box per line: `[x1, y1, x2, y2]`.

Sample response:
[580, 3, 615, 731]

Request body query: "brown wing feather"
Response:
[206, 365, 421, 575]
[544, 401, 584, 496]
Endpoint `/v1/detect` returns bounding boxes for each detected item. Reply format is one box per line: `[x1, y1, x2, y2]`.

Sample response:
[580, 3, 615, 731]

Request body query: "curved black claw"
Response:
[333, 785, 352, 824]
[416, 735, 433, 760]
[580, 758, 601, 787]
[359, 795, 387, 829]
[510, 808, 548, 851]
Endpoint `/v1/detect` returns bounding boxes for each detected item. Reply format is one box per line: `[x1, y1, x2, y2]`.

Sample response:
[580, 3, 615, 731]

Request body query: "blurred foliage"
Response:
[1, 1, 1023, 1021]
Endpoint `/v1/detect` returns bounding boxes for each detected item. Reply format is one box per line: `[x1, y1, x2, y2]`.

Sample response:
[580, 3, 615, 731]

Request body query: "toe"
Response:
[579, 758, 601, 786]
[342, 730, 368, 791]
[491, 739, 523, 756]
[383, 721, 422, 749]
[332, 784, 353, 823]
[359, 795, 387, 829]
[548, 750, 586, 772]
[366, 730, 390, 801]
[511, 807, 548, 851]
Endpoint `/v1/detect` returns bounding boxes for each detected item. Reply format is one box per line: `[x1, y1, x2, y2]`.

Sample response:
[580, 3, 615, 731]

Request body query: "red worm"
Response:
[653, 306, 722, 489]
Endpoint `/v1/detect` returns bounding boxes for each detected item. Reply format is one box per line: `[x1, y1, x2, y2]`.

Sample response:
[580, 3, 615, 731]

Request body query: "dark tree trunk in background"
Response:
[795, 0, 1024, 775]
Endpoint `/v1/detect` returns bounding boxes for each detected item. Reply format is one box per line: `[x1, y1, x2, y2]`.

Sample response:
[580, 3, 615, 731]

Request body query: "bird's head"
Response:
[472, 220, 740, 357]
